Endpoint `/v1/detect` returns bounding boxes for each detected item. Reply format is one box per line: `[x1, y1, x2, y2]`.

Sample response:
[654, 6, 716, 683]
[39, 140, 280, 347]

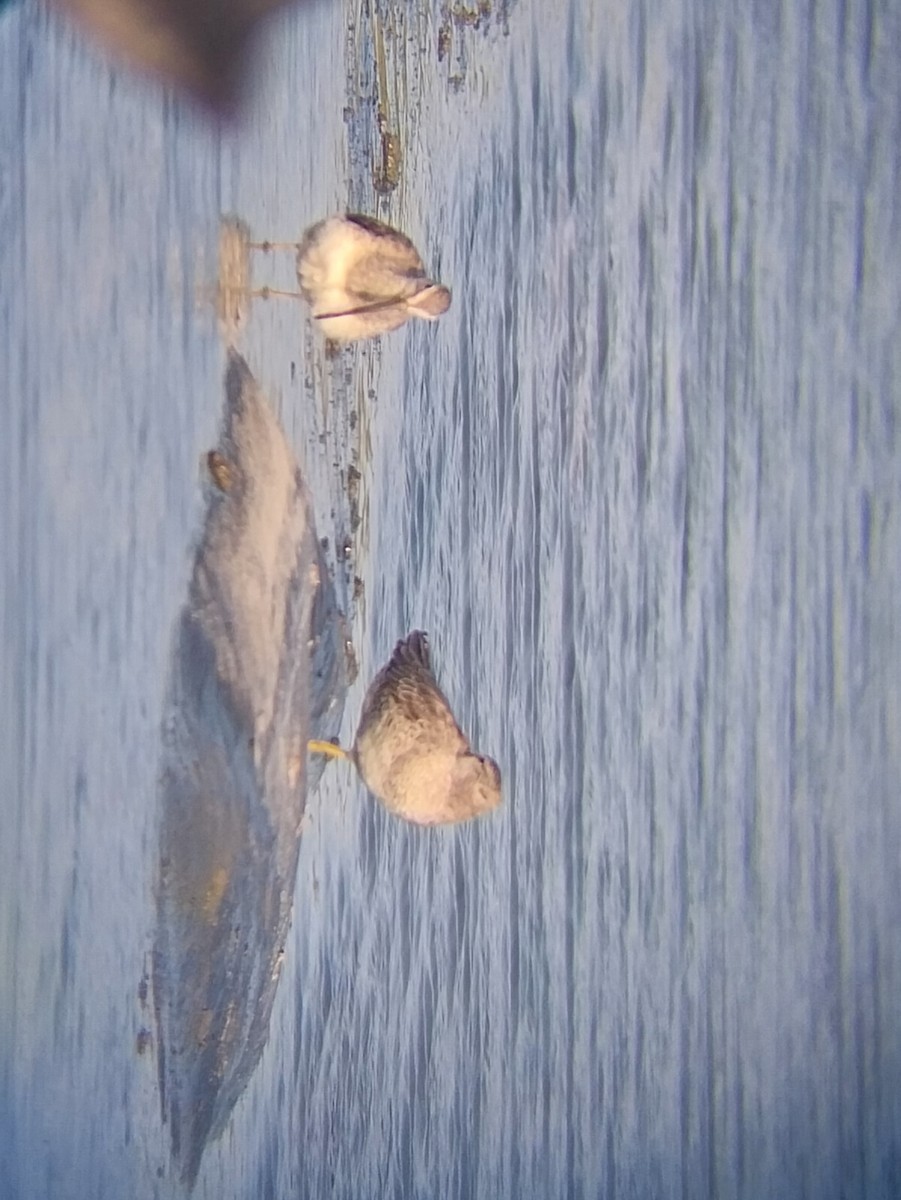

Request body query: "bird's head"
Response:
[408, 283, 452, 320]
[454, 751, 502, 819]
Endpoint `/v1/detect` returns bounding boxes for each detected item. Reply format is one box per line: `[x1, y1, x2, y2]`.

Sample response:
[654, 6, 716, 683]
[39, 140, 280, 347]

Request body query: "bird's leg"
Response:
[308, 739, 350, 760]
[247, 240, 302, 252]
[248, 286, 305, 301]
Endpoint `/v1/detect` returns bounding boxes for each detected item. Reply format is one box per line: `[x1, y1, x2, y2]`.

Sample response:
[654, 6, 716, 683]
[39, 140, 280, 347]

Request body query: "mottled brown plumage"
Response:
[312, 631, 502, 825]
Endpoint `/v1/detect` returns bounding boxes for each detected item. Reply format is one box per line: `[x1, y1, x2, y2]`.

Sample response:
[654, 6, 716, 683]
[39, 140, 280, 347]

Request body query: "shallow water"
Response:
[2, 0, 901, 1197]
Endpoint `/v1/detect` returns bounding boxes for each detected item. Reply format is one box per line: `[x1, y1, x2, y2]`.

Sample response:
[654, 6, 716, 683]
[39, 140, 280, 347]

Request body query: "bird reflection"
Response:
[250, 214, 452, 341]
[310, 630, 502, 825]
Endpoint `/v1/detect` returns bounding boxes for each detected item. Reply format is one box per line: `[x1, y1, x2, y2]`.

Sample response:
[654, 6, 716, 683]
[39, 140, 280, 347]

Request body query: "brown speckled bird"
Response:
[310, 631, 502, 825]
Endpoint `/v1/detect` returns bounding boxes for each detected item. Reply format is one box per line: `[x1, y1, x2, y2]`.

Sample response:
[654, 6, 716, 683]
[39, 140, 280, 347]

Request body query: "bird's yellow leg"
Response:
[308, 739, 350, 760]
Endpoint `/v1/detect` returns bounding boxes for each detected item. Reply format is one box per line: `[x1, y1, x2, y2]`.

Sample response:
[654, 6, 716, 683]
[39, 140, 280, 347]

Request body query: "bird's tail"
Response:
[391, 630, 431, 671]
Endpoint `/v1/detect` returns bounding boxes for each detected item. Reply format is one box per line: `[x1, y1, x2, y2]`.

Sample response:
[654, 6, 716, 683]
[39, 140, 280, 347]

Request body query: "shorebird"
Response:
[309, 631, 501, 825]
[249, 214, 451, 341]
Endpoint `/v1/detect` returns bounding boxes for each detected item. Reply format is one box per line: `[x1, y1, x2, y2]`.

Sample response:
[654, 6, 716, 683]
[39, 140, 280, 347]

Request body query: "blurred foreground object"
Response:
[50, 0, 306, 111]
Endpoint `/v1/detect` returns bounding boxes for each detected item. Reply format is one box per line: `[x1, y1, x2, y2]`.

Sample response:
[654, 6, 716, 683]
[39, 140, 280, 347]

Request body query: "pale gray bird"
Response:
[250, 214, 451, 341]
[310, 631, 501, 825]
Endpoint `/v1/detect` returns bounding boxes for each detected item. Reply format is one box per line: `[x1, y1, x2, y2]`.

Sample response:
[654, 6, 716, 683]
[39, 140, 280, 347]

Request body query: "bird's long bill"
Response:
[314, 295, 408, 320]
[308, 739, 350, 760]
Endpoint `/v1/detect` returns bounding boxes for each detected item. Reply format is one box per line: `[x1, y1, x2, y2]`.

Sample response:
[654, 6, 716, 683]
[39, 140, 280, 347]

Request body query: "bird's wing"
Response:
[343, 215, 425, 282]
[344, 213, 417, 254]
[359, 632, 467, 751]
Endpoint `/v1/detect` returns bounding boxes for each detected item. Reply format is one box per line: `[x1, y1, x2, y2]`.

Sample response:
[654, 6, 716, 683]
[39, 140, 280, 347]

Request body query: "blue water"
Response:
[2, 0, 900, 1196]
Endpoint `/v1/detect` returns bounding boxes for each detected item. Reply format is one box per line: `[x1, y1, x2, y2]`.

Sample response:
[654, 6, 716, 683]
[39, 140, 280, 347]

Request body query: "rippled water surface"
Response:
[2, 0, 900, 1196]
